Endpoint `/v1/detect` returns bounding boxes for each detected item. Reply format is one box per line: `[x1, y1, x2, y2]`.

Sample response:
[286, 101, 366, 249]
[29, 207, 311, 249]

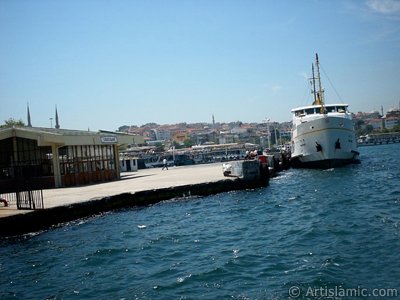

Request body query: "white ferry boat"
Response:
[290, 54, 359, 168]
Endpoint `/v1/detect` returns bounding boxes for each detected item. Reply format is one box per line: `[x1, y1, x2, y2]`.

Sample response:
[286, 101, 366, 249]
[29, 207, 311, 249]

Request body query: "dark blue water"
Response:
[1, 144, 400, 299]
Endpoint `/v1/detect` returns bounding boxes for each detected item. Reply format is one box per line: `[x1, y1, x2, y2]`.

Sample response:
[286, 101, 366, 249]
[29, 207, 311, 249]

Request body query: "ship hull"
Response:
[290, 156, 359, 169]
[290, 116, 359, 169]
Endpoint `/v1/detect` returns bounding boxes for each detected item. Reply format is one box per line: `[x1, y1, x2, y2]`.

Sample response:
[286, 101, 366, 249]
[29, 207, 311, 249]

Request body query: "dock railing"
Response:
[0, 181, 44, 210]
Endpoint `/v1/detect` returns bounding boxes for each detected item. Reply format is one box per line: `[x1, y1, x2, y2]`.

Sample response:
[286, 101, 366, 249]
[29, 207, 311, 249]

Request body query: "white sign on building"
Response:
[101, 136, 118, 144]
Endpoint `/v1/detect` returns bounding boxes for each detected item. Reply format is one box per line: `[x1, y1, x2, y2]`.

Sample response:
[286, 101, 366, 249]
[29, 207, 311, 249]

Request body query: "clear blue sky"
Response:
[1, 0, 400, 130]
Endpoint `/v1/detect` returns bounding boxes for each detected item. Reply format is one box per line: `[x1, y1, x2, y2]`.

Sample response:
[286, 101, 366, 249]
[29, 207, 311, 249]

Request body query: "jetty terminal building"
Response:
[0, 126, 143, 192]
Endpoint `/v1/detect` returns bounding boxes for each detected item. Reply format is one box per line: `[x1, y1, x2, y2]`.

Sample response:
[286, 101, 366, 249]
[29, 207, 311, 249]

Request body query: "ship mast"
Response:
[311, 63, 318, 105]
[315, 53, 325, 106]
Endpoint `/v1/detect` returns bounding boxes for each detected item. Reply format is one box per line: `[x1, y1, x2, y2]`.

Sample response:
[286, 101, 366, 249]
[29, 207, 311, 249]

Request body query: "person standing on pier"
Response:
[162, 158, 168, 170]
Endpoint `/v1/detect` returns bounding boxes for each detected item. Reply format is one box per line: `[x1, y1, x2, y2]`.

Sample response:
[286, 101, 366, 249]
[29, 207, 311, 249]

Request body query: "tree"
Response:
[153, 142, 165, 152]
[0, 118, 26, 128]
[391, 124, 400, 132]
[364, 125, 374, 135]
[355, 119, 365, 131]
[381, 128, 390, 133]
[183, 139, 193, 148]
[172, 141, 183, 149]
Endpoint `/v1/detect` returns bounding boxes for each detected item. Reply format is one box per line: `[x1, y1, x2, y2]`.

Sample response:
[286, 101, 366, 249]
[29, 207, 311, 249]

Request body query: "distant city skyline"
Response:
[21, 102, 399, 130]
[1, 0, 400, 130]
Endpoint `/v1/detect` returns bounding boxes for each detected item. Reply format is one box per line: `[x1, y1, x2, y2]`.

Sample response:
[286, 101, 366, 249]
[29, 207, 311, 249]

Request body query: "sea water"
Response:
[1, 144, 400, 299]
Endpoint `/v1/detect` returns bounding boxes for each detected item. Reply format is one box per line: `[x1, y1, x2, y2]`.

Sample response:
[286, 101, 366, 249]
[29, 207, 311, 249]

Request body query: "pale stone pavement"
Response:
[0, 163, 230, 218]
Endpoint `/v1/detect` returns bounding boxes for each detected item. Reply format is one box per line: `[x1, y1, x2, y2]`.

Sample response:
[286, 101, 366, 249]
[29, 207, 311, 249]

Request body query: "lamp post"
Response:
[49, 118, 53, 128]
[264, 118, 271, 149]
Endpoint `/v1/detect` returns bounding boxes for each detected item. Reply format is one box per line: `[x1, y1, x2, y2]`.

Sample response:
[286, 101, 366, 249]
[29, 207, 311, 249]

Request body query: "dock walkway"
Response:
[0, 163, 269, 237]
[0, 163, 228, 219]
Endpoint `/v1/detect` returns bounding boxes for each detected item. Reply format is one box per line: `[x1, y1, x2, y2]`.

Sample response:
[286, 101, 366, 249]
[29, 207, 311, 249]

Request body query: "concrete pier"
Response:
[0, 162, 269, 237]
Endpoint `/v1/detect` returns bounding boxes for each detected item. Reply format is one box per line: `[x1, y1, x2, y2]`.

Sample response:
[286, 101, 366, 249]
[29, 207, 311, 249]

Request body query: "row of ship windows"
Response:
[295, 106, 347, 117]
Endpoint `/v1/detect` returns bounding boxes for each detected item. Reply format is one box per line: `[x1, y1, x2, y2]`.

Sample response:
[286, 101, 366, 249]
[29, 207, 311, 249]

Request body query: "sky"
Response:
[1, 0, 400, 131]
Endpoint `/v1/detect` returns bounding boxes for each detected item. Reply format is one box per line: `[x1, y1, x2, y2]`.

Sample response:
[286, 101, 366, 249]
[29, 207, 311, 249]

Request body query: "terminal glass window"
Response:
[59, 145, 116, 175]
[59, 144, 117, 186]
[0, 137, 52, 179]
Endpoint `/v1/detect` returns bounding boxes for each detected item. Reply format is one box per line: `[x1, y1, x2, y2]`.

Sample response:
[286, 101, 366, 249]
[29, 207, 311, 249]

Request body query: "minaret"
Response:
[55, 106, 60, 129]
[212, 114, 216, 143]
[27, 103, 32, 127]
[212, 114, 215, 129]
